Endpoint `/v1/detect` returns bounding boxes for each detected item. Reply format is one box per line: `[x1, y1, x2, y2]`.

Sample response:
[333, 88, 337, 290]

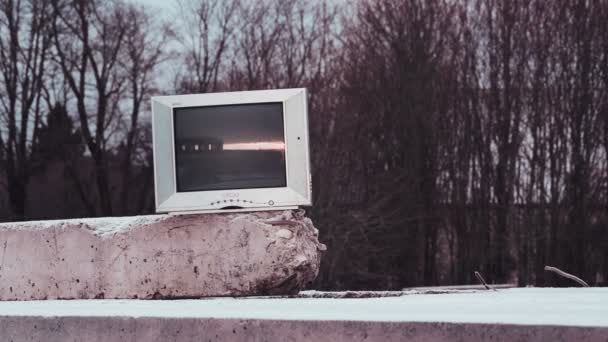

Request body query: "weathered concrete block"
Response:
[0, 210, 325, 300]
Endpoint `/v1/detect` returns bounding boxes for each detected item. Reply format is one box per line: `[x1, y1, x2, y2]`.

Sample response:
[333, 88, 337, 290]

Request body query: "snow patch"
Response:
[0, 215, 165, 236]
[0, 288, 606, 327]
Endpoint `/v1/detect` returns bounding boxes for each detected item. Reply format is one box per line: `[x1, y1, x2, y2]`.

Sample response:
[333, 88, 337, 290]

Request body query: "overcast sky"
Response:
[128, 0, 175, 12]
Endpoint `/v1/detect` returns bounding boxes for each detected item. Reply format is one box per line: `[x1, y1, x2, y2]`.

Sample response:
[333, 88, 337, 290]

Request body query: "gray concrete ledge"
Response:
[1, 316, 607, 342]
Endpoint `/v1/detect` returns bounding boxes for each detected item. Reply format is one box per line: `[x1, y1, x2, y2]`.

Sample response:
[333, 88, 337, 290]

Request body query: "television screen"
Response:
[173, 102, 287, 192]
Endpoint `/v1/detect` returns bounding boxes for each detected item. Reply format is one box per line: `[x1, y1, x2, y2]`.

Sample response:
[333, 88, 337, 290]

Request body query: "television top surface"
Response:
[151, 88, 311, 214]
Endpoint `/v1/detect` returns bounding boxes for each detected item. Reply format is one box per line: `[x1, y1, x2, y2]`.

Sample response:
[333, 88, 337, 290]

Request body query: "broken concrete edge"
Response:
[0, 210, 326, 300]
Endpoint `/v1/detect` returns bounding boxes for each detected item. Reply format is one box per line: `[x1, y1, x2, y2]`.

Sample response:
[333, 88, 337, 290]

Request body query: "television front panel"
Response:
[152, 88, 311, 214]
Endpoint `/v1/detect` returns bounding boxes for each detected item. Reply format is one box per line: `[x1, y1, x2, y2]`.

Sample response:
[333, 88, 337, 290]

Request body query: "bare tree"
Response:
[175, 0, 238, 93]
[559, 0, 603, 282]
[227, 0, 281, 90]
[314, 0, 462, 288]
[51, 0, 129, 215]
[480, 0, 530, 283]
[118, 4, 170, 214]
[599, 0, 608, 283]
[0, 0, 52, 219]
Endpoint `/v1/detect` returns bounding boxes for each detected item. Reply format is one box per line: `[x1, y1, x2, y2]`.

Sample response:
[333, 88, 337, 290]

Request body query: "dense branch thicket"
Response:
[0, 0, 607, 288]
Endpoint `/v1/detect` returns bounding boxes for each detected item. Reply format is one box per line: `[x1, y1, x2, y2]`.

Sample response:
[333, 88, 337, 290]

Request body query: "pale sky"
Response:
[127, 0, 176, 16]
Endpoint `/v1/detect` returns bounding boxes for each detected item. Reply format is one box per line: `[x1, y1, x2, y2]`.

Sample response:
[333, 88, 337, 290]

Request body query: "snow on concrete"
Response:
[0, 215, 164, 236]
[0, 288, 606, 327]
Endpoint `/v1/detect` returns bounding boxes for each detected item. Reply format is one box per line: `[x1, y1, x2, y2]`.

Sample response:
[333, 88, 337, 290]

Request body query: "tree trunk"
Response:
[7, 175, 26, 220]
[94, 155, 113, 216]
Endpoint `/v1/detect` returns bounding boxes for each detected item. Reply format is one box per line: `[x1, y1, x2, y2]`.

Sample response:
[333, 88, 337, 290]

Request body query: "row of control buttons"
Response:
[210, 199, 254, 205]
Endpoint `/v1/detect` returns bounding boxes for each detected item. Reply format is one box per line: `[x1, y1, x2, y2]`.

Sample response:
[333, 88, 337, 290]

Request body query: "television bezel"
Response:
[151, 88, 312, 214]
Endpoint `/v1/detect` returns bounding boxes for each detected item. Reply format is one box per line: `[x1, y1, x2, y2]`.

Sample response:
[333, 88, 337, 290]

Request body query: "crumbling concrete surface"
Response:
[0, 210, 326, 300]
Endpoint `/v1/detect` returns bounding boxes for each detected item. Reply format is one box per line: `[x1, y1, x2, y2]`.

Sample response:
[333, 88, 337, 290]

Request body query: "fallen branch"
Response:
[474, 271, 494, 290]
[404, 284, 516, 291]
[544, 266, 589, 287]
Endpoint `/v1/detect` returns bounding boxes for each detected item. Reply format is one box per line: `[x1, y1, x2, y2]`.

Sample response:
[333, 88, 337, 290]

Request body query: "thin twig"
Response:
[544, 266, 589, 287]
[474, 271, 494, 290]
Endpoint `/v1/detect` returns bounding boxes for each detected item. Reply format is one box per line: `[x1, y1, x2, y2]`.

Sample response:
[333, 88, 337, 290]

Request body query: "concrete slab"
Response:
[0, 210, 325, 300]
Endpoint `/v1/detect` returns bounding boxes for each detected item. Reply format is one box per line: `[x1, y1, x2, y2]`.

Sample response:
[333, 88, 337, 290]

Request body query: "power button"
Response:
[268, 200, 275, 206]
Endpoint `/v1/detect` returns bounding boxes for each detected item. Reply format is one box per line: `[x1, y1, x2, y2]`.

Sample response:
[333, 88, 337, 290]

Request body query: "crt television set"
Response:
[151, 88, 312, 214]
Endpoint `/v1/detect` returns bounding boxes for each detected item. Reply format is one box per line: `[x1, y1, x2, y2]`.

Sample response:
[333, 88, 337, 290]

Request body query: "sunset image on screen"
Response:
[223, 141, 285, 151]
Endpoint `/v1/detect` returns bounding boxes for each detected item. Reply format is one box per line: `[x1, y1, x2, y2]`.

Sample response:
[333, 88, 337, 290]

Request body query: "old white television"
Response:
[151, 88, 312, 214]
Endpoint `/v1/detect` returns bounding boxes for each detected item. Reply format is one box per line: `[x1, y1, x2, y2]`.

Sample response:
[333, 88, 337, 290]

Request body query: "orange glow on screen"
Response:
[223, 141, 285, 151]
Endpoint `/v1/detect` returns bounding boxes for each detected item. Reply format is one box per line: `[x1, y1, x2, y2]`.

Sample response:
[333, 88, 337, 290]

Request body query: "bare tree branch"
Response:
[544, 266, 589, 287]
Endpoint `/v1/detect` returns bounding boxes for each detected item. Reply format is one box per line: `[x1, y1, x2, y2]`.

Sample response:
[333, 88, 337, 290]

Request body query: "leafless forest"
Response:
[1, 0, 607, 289]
